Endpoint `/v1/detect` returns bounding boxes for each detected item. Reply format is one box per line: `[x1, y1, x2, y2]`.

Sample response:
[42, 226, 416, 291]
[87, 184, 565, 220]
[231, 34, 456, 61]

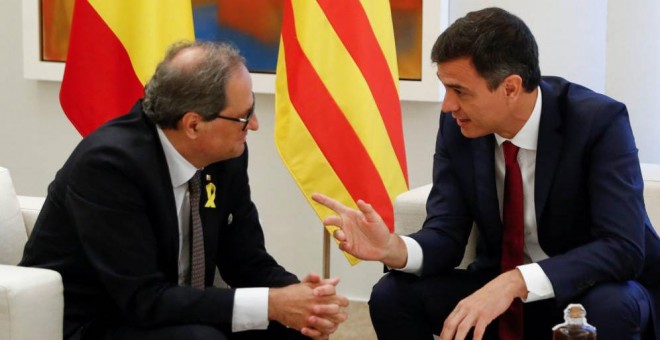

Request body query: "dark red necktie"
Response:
[499, 141, 524, 340]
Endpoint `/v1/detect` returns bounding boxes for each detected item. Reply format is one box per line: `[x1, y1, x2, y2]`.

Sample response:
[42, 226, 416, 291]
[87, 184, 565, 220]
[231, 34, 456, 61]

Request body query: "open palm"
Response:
[311, 193, 391, 261]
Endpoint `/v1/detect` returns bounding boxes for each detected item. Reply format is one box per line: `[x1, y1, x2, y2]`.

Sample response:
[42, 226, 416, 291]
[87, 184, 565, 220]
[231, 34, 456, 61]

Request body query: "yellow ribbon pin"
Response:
[205, 182, 216, 208]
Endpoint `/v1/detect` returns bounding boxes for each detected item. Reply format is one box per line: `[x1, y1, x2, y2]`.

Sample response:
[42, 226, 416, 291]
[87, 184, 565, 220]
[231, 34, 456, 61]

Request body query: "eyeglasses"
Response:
[216, 108, 253, 131]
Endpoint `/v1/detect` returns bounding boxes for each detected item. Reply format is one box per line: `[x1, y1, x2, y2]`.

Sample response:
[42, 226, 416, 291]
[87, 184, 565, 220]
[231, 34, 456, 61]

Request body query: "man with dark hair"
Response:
[21, 41, 348, 340]
[313, 7, 659, 339]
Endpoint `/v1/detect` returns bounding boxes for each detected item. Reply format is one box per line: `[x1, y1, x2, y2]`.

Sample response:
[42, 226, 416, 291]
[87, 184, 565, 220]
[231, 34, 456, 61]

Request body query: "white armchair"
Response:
[393, 171, 660, 268]
[0, 167, 63, 340]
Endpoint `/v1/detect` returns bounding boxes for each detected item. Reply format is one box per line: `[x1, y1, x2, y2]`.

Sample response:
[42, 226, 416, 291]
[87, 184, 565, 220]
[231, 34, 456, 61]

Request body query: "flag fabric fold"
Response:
[275, 0, 409, 265]
[60, 0, 194, 136]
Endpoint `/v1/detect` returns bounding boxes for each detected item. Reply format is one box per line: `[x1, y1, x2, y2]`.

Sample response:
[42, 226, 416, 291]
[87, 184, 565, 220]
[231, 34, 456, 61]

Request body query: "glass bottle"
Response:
[552, 303, 597, 339]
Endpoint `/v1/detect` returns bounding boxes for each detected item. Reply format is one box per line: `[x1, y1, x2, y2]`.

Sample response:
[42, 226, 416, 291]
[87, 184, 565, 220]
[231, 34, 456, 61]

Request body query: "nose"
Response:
[247, 112, 259, 131]
[441, 91, 459, 113]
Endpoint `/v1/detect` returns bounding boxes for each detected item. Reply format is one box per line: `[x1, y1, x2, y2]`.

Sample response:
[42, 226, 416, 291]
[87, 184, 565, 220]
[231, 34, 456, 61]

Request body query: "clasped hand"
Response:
[269, 273, 349, 339]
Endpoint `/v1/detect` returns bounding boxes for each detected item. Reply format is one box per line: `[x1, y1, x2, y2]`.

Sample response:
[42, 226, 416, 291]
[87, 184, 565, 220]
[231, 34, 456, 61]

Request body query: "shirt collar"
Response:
[157, 127, 198, 188]
[494, 86, 542, 151]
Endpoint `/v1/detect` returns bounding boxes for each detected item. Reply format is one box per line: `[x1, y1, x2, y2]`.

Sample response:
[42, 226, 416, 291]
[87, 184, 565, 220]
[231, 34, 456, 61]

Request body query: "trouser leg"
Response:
[576, 280, 652, 340]
[369, 269, 498, 340]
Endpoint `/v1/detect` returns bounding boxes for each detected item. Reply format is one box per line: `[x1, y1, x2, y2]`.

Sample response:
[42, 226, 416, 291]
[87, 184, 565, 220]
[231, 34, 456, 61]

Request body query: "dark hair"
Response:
[431, 7, 540, 92]
[143, 40, 246, 128]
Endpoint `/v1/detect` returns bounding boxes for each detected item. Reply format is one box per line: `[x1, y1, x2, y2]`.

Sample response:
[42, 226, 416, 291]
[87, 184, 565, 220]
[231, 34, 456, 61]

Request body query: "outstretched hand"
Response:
[311, 193, 408, 268]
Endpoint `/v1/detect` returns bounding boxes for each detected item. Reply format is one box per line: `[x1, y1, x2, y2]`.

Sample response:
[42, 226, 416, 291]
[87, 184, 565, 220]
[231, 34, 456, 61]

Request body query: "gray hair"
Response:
[143, 41, 246, 128]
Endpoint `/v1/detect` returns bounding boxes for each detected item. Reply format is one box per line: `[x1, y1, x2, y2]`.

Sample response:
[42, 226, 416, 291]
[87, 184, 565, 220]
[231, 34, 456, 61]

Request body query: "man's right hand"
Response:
[311, 193, 409, 269]
[268, 274, 349, 339]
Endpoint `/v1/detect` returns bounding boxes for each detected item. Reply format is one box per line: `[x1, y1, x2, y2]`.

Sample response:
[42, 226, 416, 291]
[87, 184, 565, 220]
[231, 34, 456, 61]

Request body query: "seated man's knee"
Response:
[370, 272, 422, 324]
[369, 272, 433, 338]
[369, 272, 411, 312]
[99, 324, 227, 340]
[185, 325, 227, 340]
[577, 281, 650, 338]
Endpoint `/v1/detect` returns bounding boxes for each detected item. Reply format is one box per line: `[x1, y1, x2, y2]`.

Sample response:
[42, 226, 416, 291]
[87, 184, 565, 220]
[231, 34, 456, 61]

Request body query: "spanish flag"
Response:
[275, 0, 409, 265]
[60, 0, 194, 136]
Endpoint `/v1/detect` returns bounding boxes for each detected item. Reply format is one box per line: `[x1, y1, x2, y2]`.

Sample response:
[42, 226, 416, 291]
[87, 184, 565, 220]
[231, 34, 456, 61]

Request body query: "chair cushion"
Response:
[644, 179, 660, 231]
[641, 164, 660, 232]
[394, 184, 432, 236]
[0, 167, 28, 265]
[0, 264, 64, 340]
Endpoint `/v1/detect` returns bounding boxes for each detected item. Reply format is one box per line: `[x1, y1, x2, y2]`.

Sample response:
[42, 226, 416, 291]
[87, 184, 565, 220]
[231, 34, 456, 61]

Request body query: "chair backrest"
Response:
[0, 167, 29, 265]
[642, 164, 660, 232]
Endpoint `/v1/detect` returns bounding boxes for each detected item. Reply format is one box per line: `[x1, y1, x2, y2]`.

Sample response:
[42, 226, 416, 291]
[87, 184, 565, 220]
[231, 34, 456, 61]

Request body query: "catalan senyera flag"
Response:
[275, 0, 409, 265]
[60, 0, 195, 136]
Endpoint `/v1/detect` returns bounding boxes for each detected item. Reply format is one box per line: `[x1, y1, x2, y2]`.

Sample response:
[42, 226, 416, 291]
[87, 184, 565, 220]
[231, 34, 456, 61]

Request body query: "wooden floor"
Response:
[331, 300, 377, 339]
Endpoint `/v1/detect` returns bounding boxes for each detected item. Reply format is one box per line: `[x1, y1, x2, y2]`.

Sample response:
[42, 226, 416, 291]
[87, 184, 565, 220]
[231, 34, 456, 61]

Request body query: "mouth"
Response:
[452, 114, 471, 127]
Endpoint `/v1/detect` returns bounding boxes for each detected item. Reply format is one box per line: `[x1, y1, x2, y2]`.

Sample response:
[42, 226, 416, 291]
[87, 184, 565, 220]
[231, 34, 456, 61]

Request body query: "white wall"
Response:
[449, 0, 608, 92]
[606, 0, 660, 164]
[1, 0, 658, 301]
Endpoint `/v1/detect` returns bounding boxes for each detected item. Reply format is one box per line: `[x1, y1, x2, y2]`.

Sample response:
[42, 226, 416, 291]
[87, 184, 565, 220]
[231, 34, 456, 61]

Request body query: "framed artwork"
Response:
[22, 0, 448, 101]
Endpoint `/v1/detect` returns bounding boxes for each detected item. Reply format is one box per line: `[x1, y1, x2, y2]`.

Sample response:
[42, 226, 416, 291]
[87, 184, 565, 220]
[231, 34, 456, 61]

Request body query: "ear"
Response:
[180, 111, 201, 139]
[502, 74, 523, 101]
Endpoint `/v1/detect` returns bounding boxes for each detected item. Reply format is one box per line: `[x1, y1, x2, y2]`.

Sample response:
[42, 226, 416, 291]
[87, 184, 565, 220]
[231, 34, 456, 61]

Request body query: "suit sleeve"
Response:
[216, 147, 299, 288]
[409, 113, 476, 276]
[538, 102, 647, 306]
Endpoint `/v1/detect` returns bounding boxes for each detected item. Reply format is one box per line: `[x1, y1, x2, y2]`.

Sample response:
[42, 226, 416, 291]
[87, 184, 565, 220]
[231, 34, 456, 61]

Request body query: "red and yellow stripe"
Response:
[275, 0, 409, 265]
[60, 0, 194, 136]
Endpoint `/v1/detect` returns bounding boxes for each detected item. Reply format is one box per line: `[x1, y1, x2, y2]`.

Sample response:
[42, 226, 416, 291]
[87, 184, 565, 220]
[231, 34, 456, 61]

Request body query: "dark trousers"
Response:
[369, 270, 654, 340]
[72, 320, 308, 340]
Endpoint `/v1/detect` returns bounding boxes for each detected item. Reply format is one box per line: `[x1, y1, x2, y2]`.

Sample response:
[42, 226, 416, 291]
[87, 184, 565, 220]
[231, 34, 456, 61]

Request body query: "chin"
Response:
[460, 128, 489, 139]
[228, 145, 246, 159]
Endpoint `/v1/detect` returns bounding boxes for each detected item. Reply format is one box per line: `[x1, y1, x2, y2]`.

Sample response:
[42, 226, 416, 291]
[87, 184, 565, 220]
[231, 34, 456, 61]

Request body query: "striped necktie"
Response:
[189, 171, 205, 289]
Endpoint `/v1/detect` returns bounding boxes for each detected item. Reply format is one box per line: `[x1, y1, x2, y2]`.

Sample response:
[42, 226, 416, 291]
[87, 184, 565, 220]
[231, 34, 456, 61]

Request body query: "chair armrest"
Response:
[17, 196, 45, 236]
[643, 179, 660, 233]
[393, 184, 432, 236]
[0, 264, 63, 340]
[393, 184, 478, 269]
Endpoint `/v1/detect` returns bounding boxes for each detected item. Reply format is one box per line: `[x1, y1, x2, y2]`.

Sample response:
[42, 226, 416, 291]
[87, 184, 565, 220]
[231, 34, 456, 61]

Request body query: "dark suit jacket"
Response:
[409, 76, 659, 327]
[20, 101, 298, 337]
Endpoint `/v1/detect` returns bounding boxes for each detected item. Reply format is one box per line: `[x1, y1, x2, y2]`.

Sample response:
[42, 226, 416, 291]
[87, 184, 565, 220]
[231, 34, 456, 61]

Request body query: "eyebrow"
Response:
[444, 83, 470, 93]
[245, 92, 255, 118]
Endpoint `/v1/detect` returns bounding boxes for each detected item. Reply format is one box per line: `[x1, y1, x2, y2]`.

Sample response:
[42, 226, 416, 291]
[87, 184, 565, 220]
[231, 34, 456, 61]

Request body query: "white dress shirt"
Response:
[157, 127, 269, 332]
[399, 87, 555, 302]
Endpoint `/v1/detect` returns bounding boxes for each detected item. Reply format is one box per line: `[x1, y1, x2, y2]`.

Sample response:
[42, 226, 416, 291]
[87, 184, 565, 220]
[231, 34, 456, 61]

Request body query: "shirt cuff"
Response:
[232, 287, 269, 332]
[395, 236, 423, 275]
[517, 263, 555, 302]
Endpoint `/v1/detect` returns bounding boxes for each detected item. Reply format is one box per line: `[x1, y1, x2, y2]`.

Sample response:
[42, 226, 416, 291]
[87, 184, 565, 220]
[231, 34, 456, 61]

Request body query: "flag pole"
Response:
[323, 229, 330, 279]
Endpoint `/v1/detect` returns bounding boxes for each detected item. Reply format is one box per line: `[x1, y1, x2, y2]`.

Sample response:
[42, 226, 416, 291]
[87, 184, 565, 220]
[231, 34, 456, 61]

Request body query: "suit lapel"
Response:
[139, 113, 182, 280]
[156, 168, 181, 277]
[472, 135, 503, 239]
[199, 164, 227, 278]
[535, 80, 564, 223]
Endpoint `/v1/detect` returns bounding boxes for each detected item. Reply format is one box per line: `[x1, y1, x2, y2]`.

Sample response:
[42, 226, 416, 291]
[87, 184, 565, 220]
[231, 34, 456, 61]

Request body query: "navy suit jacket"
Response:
[20, 102, 298, 337]
[409, 76, 659, 321]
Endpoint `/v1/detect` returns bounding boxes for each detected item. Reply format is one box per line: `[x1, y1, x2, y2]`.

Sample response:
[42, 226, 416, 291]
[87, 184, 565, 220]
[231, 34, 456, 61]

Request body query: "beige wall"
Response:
[1, 0, 658, 300]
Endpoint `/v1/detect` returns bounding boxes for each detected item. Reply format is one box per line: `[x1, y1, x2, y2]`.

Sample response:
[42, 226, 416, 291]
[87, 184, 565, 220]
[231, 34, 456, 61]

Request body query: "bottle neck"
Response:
[566, 316, 587, 326]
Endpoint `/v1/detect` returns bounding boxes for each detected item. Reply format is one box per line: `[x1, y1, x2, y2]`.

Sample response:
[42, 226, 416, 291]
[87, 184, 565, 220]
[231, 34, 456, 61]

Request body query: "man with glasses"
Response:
[20, 41, 348, 340]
